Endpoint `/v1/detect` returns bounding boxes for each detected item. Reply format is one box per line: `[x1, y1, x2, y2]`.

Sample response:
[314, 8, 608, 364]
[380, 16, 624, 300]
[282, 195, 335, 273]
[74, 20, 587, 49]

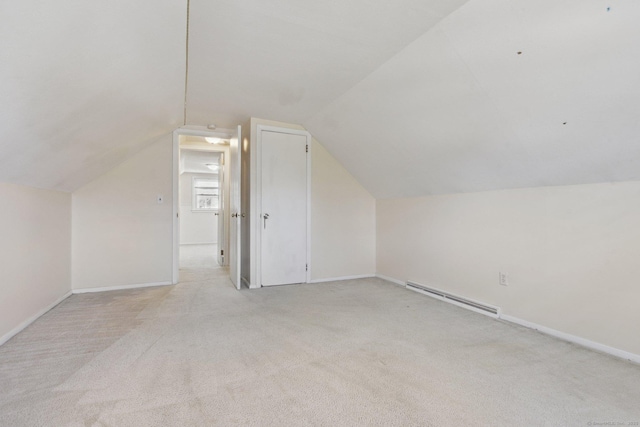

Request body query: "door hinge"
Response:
[306, 144, 308, 153]
[221, 249, 224, 256]
[305, 264, 308, 271]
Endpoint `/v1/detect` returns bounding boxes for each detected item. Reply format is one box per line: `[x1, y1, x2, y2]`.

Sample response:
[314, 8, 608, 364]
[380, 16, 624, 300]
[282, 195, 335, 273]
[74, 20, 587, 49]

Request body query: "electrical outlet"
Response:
[157, 194, 164, 204]
[499, 271, 509, 286]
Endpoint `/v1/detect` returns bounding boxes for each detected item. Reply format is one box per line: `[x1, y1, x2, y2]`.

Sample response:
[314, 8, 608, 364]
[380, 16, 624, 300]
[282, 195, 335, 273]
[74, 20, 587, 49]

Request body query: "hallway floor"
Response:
[179, 244, 220, 269]
[1, 271, 639, 426]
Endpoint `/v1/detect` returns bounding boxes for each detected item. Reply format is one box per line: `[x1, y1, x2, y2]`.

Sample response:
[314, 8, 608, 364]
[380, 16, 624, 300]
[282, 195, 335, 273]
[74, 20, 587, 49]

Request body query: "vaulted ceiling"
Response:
[2, 0, 639, 197]
[0, 0, 185, 191]
[305, 0, 640, 197]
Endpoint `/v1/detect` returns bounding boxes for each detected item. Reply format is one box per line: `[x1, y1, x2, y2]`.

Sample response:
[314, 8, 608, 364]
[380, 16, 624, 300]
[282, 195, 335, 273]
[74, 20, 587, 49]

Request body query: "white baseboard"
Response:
[180, 242, 216, 245]
[309, 274, 375, 284]
[377, 274, 640, 364]
[0, 291, 72, 347]
[375, 273, 405, 287]
[73, 281, 173, 294]
[500, 314, 640, 364]
[241, 276, 254, 289]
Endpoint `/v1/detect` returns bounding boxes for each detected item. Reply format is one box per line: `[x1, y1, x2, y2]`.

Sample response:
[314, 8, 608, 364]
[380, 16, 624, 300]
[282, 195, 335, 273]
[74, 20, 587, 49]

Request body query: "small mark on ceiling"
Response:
[517, 51, 522, 55]
[607, 6, 611, 11]
[563, 122, 567, 125]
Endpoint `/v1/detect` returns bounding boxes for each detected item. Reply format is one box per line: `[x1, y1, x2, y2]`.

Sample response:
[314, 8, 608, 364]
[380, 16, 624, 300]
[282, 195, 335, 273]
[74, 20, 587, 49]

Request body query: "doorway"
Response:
[178, 149, 222, 269]
[172, 128, 234, 284]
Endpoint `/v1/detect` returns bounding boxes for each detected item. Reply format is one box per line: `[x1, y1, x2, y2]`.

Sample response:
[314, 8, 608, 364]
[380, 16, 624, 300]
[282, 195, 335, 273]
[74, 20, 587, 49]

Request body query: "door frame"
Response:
[229, 125, 242, 289]
[172, 126, 234, 284]
[254, 125, 311, 287]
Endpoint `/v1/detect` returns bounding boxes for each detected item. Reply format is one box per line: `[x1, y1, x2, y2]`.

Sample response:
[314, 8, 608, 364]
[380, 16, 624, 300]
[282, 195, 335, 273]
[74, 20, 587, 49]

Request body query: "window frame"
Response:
[191, 176, 219, 212]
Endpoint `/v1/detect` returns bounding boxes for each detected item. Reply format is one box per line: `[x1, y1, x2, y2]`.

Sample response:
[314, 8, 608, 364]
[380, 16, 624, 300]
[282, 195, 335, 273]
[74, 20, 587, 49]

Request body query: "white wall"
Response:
[179, 172, 218, 244]
[244, 118, 376, 287]
[72, 135, 173, 290]
[0, 182, 71, 344]
[377, 181, 640, 356]
[311, 140, 375, 280]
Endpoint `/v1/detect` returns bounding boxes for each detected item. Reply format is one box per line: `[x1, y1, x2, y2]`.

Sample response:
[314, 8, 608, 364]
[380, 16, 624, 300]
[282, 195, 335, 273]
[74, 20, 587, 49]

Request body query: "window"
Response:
[192, 177, 219, 211]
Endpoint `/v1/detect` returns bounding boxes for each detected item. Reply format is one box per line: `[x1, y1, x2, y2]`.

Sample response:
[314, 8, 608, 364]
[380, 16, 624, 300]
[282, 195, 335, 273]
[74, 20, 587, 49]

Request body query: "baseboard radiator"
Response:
[406, 281, 500, 318]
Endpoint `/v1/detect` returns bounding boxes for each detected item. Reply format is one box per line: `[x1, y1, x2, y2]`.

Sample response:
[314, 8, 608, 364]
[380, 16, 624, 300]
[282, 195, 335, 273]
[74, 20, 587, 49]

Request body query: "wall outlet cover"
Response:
[499, 271, 509, 286]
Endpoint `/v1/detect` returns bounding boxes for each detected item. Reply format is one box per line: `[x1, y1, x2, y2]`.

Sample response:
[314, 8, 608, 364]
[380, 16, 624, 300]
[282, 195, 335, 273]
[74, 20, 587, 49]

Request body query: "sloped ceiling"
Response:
[0, 0, 186, 191]
[305, 0, 640, 198]
[2, 0, 639, 197]
[186, 0, 469, 128]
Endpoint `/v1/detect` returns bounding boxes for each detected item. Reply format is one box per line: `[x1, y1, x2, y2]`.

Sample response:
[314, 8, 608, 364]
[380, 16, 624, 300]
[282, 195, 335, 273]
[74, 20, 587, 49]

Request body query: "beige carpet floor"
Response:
[180, 244, 220, 269]
[1, 269, 639, 426]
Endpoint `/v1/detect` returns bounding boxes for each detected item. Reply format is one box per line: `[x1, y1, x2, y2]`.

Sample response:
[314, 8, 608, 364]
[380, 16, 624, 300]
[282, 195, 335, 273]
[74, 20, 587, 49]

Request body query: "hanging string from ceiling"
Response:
[183, 0, 191, 126]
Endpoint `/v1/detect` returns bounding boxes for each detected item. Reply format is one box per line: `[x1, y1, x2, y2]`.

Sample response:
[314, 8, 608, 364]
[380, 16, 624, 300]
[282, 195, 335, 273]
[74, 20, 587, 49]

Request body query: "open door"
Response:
[229, 125, 242, 289]
[216, 153, 225, 266]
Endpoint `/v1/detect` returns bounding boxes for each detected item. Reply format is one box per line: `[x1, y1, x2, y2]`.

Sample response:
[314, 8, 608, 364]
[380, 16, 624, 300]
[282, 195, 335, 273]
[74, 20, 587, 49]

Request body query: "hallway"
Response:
[180, 244, 220, 270]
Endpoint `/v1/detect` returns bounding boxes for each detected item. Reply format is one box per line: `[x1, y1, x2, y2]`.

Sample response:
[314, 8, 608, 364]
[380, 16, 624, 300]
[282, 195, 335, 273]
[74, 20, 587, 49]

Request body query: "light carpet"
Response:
[1, 270, 639, 426]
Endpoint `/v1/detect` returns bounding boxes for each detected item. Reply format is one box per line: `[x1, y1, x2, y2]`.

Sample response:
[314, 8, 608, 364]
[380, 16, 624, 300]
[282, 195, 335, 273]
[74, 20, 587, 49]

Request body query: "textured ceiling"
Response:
[2, 0, 639, 197]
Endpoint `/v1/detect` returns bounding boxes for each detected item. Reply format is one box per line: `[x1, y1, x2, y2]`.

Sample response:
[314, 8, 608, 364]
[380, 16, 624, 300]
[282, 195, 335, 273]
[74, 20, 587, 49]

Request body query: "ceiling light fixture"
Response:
[205, 137, 222, 144]
[205, 164, 219, 171]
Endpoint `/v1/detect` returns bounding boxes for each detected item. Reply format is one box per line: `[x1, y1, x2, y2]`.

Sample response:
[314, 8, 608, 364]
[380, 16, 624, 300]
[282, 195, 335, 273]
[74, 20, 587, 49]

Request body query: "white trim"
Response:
[306, 136, 312, 285]
[380, 272, 640, 363]
[241, 276, 251, 289]
[191, 175, 219, 212]
[174, 126, 232, 138]
[0, 291, 72, 347]
[385, 275, 640, 363]
[255, 125, 312, 287]
[173, 127, 233, 285]
[172, 130, 180, 285]
[500, 314, 640, 364]
[190, 209, 219, 213]
[180, 241, 217, 245]
[229, 124, 242, 289]
[309, 274, 375, 284]
[375, 273, 406, 287]
[73, 281, 173, 294]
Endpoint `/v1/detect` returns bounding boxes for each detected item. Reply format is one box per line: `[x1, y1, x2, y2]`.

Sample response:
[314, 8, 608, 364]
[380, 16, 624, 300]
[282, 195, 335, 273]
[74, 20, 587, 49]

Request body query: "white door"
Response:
[260, 130, 308, 286]
[229, 125, 242, 289]
[217, 154, 225, 266]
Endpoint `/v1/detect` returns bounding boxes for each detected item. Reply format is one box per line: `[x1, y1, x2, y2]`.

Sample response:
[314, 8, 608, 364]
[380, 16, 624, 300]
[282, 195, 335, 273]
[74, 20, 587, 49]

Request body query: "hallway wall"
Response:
[179, 172, 218, 244]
